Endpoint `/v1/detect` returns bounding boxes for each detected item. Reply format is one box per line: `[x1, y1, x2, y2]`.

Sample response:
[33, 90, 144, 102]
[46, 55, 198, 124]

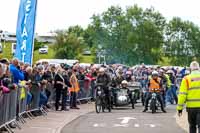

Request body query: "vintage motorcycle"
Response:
[128, 82, 141, 109]
[111, 87, 135, 109]
[95, 84, 112, 113]
[149, 88, 160, 113]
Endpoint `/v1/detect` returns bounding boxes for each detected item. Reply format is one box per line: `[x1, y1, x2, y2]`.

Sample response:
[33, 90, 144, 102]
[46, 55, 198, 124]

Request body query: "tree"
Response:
[54, 30, 84, 59]
[165, 17, 200, 65]
[89, 5, 166, 65]
[126, 6, 166, 64]
[34, 39, 43, 50]
[68, 25, 84, 37]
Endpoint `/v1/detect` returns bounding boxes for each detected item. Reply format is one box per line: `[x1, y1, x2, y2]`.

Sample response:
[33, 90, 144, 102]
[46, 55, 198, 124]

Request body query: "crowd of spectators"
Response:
[0, 58, 189, 130]
[0, 58, 102, 113]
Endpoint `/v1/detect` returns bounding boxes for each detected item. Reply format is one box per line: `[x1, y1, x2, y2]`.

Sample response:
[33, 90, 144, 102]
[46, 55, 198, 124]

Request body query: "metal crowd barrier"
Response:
[0, 89, 19, 133]
[0, 83, 48, 133]
[0, 79, 94, 132]
[77, 80, 94, 101]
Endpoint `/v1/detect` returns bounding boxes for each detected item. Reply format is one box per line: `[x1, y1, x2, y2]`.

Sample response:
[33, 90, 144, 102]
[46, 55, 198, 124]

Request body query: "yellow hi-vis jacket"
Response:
[164, 74, 171, 88]
[177, 70, 200, 110]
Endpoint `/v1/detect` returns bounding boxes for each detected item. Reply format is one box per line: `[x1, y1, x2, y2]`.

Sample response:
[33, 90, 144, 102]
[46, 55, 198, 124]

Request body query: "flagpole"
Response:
[31, 0, 38, 67]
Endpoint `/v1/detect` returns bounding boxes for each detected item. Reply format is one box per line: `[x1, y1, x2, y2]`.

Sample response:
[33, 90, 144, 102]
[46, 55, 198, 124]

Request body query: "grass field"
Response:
[0, 42, 95, 64]
[0, 42, 55, 63]
[79, 55, 96, 63]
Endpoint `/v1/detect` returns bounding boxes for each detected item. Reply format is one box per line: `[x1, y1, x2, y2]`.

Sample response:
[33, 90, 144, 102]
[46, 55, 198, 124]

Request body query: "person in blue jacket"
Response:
[9, 58, 24, 84]
[180, 67, 186, 78]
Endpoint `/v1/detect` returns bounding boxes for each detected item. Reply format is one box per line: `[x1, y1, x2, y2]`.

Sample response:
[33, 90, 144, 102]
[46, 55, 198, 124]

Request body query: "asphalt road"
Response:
[61, 104, 186, 133]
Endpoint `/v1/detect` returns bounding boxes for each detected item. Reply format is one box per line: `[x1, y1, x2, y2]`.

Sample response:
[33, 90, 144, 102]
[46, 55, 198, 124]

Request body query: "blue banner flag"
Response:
[15, 0, 37, 65]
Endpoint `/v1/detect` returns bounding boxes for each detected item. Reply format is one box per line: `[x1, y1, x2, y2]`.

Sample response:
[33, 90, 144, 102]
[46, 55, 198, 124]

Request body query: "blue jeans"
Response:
[39, 91, 48, 107]
[165, 87, 173, 104]
[26, 91, 32, 105]
[165, 85, 178, 105]
[171, 85, 178, 104]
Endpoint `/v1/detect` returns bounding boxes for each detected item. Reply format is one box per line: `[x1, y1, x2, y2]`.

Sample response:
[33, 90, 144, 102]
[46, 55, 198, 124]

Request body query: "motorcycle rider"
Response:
[166, 70, 177, 105]
[121, 80, 132, 100]
[125, 71, 132, 82]
[143, 71, 167, 113]
[159, 69, 171, 106]
[115, 68, 125, 87]
[96, 67, 112, 109]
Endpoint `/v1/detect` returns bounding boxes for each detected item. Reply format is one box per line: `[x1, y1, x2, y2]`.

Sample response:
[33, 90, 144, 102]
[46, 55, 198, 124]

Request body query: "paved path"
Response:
[62, 104, 187, 133]
[14, 103, 93, 133]
[176, 111, 189, 133]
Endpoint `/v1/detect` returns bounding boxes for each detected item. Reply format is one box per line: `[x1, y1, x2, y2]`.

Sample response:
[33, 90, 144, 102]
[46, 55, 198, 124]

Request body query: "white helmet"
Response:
[190, 61, 200, 71]
[166, 70, 174, 74]
[121, 80, 128, 84]
[99, 67, 105, 72]
[152, 71, 159, 76]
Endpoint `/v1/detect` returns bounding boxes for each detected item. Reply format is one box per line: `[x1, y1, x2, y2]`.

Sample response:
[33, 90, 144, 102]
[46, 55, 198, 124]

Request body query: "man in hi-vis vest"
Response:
[143, 71, 166, 113]
[177, 61, 200, 133]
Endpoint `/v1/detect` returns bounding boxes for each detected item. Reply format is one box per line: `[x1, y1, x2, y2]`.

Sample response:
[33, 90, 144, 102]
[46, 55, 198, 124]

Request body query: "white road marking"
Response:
[145, 124, 156, 128]
[150, 124, 156, 128]
[93, 123, 106, 127]
[93, 123, 99, 127]
[113, 124, 129, 127]
[117, 117, 136, 124]
[134, 124, 140, 128]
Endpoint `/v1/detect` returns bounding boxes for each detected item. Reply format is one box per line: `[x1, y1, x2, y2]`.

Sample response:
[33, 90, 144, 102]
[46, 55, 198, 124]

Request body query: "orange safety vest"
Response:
[149, 78, 161, 92]
[69, 74, 80, 93]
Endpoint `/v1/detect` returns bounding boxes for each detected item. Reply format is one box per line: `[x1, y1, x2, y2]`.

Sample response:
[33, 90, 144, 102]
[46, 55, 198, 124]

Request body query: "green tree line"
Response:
[53, 5, 200, 66]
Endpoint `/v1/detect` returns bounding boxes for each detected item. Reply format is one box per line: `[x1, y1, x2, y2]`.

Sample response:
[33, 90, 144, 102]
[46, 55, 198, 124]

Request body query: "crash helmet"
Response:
[166, 70, 174, 74]
[121, 80, 128, 85]
[152, 71, 159, 76]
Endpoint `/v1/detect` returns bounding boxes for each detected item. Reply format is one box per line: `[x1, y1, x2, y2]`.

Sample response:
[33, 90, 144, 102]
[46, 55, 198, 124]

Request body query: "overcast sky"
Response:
[0, 0, 200, 34]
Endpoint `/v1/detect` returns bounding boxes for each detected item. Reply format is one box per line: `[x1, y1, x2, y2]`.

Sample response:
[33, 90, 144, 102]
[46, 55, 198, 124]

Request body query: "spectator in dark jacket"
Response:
[54, 68, 67, 111]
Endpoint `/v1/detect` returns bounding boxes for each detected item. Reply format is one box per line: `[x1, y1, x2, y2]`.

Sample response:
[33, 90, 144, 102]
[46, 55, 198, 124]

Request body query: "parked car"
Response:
[39, 45, 48, 54]
[83, 50, 91, 55]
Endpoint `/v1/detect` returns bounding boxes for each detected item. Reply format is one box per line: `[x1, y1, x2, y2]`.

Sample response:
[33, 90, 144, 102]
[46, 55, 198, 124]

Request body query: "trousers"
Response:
[55, 89, 67, 110]
[187, 109, 200, 133]
[70, 92, 77, 108]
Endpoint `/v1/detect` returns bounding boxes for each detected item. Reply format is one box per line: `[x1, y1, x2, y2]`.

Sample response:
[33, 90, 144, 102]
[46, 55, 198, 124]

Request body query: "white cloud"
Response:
[0, 0, 199, 34]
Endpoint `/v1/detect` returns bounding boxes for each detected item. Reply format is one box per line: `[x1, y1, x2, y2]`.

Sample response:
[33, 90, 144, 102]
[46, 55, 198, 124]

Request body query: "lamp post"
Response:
[97, 44, 102, 64]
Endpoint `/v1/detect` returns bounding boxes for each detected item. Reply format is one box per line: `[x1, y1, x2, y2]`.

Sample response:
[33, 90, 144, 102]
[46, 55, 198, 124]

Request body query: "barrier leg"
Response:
[40, 107, 47, 116]
[5, 124, 14, 133]
[25, 112, 33, 120]
[87, 98, 92, 104]
[77, 99, 81, 105]
[18, 115, 26, 124]
[27, 111, 35, 119]
[13, 120, 22, 130]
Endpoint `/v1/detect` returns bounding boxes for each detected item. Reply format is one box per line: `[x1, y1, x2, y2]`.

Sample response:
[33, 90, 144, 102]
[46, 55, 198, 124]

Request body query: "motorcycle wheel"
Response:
[108, 106, 111, 112]
[150, 99, 156, 114]
[102, 97, 106, 112]
[108, 98, 112, 112]
[132, 97, 135, 109]
[95, 96, 102, 113]
[141, 93, 145, 106]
